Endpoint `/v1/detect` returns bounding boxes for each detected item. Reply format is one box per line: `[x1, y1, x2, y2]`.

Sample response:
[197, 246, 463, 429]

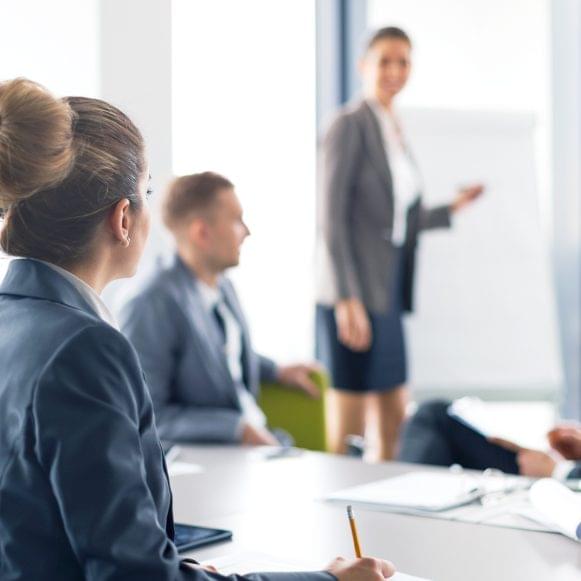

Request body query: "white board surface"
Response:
[401, 108, 562, 396]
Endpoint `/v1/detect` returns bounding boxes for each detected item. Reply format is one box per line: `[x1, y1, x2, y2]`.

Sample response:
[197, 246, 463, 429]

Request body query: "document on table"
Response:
[325, 471, 491, 512]
[203, 552, 431, 580]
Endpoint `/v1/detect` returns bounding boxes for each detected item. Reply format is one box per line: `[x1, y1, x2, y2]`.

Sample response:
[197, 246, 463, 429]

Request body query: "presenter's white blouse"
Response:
[370, 100, 421, 246]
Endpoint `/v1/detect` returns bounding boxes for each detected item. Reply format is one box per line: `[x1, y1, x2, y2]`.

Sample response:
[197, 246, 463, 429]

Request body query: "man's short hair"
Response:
[162, 171, 234, 230]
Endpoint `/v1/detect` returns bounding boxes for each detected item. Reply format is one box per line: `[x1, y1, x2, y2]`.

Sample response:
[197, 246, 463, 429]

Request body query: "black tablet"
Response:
[174, 523, 233, 553]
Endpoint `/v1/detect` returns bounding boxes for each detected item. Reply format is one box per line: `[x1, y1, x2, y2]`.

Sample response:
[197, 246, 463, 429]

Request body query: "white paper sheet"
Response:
[203, 552, 430, 581]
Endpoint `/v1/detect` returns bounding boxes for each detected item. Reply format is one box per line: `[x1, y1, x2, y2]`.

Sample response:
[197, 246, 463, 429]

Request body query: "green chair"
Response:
[259, 370, 328, 452]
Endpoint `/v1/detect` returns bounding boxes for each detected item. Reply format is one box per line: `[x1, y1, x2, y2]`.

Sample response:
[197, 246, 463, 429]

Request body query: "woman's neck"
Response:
[374, 94, 394, 111]
[65, 263, 109, 294]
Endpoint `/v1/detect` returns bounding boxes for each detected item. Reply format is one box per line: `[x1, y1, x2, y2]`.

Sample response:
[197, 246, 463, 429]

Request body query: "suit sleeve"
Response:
[417, 203, 452, 231]
[121, 291, 243, 443]
[258, 354, 278, 384]
[33, 324, 335, 581]
[567, 464, 581, 479]
[320, 113, 364, 301]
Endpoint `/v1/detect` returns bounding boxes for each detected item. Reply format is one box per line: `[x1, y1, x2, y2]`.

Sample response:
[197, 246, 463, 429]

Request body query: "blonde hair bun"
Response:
[0, 78, 75, 209]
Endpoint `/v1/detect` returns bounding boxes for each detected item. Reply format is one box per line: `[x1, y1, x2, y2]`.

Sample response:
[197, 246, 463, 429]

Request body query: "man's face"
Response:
[202, 187, 250, 272]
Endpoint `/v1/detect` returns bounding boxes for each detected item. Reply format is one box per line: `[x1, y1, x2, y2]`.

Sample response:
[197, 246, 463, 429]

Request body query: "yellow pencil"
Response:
[346, 505, 362, 558]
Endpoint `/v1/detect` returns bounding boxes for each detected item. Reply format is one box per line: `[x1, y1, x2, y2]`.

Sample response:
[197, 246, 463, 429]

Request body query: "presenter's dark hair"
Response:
[366, 26, 412, 51]
[0, 78, 145, 267]
[162, 171, 234, 231]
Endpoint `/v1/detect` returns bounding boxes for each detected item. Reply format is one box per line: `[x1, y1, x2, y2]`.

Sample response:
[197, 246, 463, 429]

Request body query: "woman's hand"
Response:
[326, 556, 396, 581]
[451, 184, 484, 213]
[335, 298, 372, 352]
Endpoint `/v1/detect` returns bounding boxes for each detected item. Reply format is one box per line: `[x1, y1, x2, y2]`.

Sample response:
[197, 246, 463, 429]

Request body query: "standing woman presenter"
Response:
[316, 27, 483, 460]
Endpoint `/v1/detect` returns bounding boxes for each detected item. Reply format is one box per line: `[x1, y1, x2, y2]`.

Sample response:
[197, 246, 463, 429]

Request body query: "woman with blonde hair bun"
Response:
[0, 78, 395, 581]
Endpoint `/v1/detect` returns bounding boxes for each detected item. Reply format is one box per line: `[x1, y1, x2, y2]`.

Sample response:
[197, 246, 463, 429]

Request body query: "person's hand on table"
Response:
[326, 556, 396, 581]
[241, 423, 279, 446]
[277, 363, 321, 398]
[516, 449, 556, 478]
[335, 298, 372, 352]
[451, 183, 484, 213]
[548, 425, 581, 460]
[488, 437, 556, 477]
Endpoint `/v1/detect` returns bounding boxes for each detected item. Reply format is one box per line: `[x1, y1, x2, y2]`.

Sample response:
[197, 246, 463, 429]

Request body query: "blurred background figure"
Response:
[121, 172, 320, 446]
[316, 27, 483, 460]
[398, 399, 581, 479]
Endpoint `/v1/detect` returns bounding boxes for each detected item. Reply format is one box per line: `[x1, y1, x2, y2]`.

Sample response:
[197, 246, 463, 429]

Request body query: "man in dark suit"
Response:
[121, 172, 319, 445]
[398, 400, 581, 479]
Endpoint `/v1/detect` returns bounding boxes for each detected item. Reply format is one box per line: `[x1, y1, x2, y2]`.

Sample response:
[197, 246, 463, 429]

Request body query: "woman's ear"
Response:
[109, 198, 132, 246]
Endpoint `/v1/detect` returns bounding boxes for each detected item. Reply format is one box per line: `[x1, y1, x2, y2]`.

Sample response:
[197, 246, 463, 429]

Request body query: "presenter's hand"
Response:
[326, 556, 396, 581]
[335, 298, 372, 352]
[516, 449, 556, 477]
[451, 183, 484, 213]
[241, 423, 279, 446]
[277, 364, 321, 398]
[548, 425, 581, 460]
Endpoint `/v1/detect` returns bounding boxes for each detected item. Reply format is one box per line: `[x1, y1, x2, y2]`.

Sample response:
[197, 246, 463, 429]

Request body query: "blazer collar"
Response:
[171, 254, 234, 316]
[0, 258, 98, 319]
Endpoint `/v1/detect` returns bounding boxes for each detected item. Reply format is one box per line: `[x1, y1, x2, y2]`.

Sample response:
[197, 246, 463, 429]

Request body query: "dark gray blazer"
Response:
[317, 99, 452, 314]
[0, 259, 330, 581]
[120, 255, 278, 444]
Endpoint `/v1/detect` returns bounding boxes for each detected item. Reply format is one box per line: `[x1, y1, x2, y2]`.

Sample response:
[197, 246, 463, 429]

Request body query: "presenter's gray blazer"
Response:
[0, 259, 330, 581]
[317, 99, 452, 314]
[120, 255, 278, 444]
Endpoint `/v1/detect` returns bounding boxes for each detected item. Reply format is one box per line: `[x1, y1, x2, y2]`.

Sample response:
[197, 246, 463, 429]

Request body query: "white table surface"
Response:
[170, 446, 581, 581]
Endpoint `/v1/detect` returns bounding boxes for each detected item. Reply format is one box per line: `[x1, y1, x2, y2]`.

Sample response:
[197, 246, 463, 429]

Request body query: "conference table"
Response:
[170, 446, 581, 581]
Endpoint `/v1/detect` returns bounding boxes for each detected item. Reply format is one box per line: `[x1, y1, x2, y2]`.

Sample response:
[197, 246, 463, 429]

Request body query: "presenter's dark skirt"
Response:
[316, 250, 407, 393]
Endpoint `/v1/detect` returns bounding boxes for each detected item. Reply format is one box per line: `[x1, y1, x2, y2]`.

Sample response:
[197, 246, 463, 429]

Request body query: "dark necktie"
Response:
[212, 304, 227, 345]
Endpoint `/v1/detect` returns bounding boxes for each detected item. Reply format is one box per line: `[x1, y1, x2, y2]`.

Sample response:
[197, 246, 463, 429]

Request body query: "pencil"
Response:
[346, 505, 362, 558]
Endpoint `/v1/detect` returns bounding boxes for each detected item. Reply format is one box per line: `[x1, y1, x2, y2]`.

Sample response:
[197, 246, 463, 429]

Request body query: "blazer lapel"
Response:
[171, 258, 235, 399]
[358, 101, 394, 189]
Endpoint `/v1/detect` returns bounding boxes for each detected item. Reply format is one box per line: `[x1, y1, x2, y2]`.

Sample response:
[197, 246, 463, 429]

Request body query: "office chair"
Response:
[259, 370, 328, 452]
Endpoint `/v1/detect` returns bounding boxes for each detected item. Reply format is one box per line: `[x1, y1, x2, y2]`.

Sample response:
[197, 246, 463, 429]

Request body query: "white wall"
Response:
[0, 0, 99, 96]
[0, 0, 99, 281]
[99, 0, 174, 309]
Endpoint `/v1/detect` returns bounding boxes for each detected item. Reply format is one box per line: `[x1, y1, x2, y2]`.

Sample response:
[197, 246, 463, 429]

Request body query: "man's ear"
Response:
[109, 198, 132, 246]
[186, 217, 207, 247]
